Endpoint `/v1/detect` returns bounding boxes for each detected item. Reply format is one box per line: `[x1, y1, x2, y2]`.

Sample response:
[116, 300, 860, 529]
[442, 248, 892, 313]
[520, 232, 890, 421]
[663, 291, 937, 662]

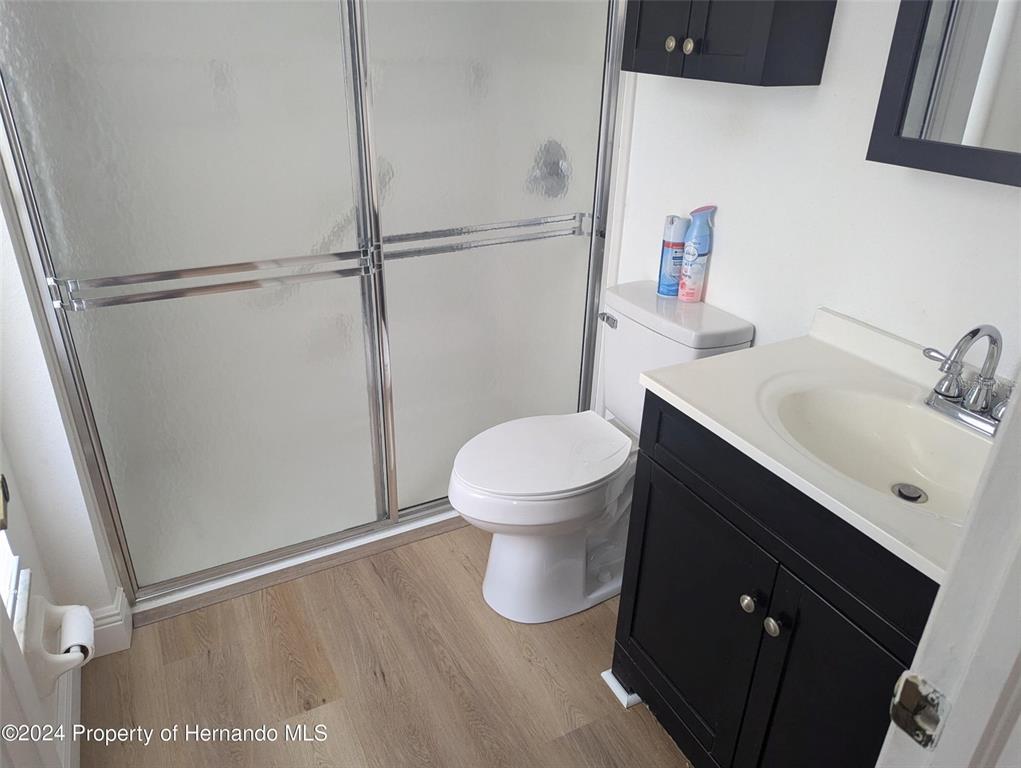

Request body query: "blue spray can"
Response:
[656, 215, 690, 296]
[679, 205, 716, 302]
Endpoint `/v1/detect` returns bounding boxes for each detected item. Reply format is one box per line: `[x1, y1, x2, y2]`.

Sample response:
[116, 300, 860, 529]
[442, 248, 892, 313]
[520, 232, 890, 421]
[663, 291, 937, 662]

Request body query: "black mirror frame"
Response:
[867, 0, 1021, 188]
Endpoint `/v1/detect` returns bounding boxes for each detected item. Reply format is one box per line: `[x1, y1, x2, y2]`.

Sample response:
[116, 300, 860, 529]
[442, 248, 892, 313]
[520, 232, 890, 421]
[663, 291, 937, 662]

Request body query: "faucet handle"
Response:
[963, 377, 996, 414]
[923, 347, 966, 399]
[922, 347, 963, 373]
[991, 384, 1013, 422]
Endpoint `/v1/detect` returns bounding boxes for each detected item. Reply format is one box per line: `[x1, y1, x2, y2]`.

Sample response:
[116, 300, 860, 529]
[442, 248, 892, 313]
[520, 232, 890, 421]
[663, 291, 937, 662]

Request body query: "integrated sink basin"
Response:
[639, 308, 999, 582]
[762, 375, 991, 526]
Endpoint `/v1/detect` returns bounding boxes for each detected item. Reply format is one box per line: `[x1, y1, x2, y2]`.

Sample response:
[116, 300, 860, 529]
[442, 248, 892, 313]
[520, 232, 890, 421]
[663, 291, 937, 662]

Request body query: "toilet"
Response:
[448, 280, 754, 623]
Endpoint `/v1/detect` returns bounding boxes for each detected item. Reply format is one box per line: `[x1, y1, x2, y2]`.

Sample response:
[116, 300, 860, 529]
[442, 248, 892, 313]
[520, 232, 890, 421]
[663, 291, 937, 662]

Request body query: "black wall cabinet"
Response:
[612, 393, 939, 768]
[622, 0, 837, 86]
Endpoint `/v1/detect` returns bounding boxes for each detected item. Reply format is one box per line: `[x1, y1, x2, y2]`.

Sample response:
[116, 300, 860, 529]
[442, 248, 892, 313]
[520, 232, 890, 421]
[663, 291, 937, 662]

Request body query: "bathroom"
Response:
[0, 0, 1018, 766]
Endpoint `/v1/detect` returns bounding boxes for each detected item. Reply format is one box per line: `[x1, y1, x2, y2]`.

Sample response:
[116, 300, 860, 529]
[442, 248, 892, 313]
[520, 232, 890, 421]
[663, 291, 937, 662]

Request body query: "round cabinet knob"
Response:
[664, 35, 677, 52]
[682, 37, 696, 55]
[763, 617, 782, 638]
[739, 594, 756, 613]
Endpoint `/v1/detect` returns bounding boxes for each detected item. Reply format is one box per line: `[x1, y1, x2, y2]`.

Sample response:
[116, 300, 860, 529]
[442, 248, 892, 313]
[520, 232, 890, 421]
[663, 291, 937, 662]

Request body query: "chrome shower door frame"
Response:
[580, 0, 628, 409]
[0, 0, 626, 607]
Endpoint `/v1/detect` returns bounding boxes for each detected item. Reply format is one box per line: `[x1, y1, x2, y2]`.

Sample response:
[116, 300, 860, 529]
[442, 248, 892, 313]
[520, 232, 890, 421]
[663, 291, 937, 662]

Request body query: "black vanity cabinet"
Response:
[612, 393, 939, 768]
[621, 461, 776, 767]
[622, 0, 837, 86]
[733, 568, 905, 768]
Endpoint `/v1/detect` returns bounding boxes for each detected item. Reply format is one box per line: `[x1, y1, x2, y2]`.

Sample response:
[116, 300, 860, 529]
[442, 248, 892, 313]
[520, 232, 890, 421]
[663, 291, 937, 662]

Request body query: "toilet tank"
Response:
[601, 281, 754, 436]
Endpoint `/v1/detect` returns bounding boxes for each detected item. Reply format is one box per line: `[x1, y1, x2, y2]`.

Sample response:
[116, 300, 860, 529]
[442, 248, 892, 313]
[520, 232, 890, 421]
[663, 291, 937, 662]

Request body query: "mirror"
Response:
[902, 0, 1020, 153]
[867, 0, 1021, 187]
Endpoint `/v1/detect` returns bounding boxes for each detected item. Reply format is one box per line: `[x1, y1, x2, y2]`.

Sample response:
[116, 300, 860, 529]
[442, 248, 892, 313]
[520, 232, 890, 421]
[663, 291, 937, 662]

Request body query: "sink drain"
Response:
[892, 483, 928, 504]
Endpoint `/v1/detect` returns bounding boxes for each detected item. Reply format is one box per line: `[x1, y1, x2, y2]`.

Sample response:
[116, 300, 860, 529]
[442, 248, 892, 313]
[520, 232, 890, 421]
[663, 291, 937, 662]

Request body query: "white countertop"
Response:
[640, 309, 994, 583]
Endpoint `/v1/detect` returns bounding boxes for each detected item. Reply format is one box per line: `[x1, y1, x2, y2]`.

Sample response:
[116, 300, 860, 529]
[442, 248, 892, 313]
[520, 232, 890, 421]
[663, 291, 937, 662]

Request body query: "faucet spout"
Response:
[945, 324, 1002, 382]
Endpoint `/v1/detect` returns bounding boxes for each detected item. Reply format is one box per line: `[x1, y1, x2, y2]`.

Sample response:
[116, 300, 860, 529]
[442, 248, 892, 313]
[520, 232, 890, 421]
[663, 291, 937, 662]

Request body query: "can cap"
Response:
[662, 215, 690, 244]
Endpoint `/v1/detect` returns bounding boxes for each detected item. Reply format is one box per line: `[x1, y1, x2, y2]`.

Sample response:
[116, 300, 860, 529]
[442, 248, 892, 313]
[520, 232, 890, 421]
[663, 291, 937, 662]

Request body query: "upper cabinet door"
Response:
[617, 458, 778, 767]
[681, 0, 775, 84]
[621, 0, 693, 77]
[622, 0, 836, 86]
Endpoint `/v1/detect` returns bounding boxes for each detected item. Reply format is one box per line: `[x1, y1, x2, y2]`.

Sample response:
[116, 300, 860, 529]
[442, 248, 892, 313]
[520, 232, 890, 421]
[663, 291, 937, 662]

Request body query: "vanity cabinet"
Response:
[622, 462, 776, 767]
[732, 568, 905, 767]
[612, 393, 939, 768]
[621, 0, 837, 86]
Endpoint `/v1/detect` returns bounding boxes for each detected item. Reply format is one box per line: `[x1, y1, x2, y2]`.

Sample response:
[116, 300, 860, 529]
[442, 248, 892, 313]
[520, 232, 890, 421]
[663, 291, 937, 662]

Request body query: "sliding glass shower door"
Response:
[0, 0, 616, 596]
[367, 1, 609, 509]
[0, 2, 382, 587]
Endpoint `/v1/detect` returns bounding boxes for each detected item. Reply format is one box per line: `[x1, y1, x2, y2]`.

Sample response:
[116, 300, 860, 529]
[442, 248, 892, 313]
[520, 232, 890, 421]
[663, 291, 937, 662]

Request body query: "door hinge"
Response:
[890, 672, 949, 749]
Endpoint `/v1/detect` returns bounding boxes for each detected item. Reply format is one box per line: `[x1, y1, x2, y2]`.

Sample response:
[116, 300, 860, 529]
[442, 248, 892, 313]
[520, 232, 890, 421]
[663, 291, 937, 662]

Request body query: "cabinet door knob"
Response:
[682, 37, 696, 55]
[763, 617, 782, 637]
[664, 35, 677, 52]
[739, 594, 756, 613]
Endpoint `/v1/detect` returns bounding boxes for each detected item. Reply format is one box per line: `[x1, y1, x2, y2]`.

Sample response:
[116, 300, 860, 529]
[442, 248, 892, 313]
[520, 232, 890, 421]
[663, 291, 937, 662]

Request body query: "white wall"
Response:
[1, 222, 118, 616]
[613, 0, 1021, 375]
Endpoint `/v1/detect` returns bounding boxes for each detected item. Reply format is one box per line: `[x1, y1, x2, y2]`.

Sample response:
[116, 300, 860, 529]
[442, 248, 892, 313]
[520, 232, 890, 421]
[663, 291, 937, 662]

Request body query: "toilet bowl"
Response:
[449, 411, 637, 623]
[449, 281, 754, 623]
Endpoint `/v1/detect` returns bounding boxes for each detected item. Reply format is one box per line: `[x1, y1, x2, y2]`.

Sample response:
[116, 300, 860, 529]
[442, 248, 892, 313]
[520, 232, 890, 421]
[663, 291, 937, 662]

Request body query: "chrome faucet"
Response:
[923, 324, 1008, 436]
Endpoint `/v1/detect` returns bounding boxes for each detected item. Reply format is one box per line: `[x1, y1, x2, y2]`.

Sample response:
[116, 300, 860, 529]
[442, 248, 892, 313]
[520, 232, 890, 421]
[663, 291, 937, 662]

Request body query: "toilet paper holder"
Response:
[21, 595, 95, 696]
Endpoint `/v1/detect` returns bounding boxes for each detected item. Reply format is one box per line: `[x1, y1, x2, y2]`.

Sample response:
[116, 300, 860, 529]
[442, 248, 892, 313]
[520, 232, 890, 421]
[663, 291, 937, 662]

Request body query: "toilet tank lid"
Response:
[603, 281, 754, 349]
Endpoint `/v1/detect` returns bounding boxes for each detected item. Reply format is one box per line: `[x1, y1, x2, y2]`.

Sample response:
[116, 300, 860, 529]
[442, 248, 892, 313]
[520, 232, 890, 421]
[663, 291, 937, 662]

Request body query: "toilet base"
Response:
[481, 528, 623, 624]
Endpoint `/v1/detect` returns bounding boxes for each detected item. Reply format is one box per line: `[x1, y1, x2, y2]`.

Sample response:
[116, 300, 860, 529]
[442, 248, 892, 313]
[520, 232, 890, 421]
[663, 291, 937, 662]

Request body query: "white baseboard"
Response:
[55, 667, 80, 768]
[90, 586, 131, 657]
[601, 669, 642, 709]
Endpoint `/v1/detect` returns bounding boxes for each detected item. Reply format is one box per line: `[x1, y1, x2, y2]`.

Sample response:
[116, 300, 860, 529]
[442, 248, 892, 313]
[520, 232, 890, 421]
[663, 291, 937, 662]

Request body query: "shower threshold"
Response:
[131, 499, 462, 627]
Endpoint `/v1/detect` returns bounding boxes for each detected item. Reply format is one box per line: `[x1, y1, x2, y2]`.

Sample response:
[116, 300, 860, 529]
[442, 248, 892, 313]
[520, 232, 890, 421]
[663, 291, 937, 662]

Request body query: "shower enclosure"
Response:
[0, 0, 624, 604]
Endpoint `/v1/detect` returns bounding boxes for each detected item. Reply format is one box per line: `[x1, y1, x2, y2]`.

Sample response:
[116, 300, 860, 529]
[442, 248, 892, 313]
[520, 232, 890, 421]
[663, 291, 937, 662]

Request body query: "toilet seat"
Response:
[449, 411, 634, 528]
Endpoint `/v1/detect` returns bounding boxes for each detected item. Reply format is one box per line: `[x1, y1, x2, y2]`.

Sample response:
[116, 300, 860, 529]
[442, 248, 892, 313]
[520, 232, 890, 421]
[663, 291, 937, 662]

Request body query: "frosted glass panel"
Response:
[386, 237, 589, 508]
[367, 1, 607, 234]
[0, 2, 359, 280]
[69, 279, 378, 585]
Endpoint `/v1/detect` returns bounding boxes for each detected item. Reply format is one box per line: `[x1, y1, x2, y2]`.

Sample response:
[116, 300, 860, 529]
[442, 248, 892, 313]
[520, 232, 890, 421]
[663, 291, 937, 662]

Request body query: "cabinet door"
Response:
[734, 568, 905, 768]
[681, 0, 774, 83]
[618, 458, 778, 766]
[622, 0, 692, 76]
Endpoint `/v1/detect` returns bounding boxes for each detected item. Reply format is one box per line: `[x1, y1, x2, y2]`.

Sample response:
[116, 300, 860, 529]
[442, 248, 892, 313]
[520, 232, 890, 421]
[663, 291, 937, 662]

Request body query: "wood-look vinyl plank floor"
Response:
[82, 525, 690, 768]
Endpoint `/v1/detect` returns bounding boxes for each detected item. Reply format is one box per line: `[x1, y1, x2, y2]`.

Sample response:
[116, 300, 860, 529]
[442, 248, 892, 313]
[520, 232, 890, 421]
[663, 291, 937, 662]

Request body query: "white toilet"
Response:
[448, 281, 754, 623]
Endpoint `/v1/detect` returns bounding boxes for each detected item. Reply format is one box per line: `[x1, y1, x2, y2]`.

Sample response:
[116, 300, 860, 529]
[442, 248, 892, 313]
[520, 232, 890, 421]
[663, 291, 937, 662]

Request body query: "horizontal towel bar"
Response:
[380, 212, 585, 245]
[62, 265, 365, 311]
[60, 250, 363, 291]
[383, 226, 580, 262]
